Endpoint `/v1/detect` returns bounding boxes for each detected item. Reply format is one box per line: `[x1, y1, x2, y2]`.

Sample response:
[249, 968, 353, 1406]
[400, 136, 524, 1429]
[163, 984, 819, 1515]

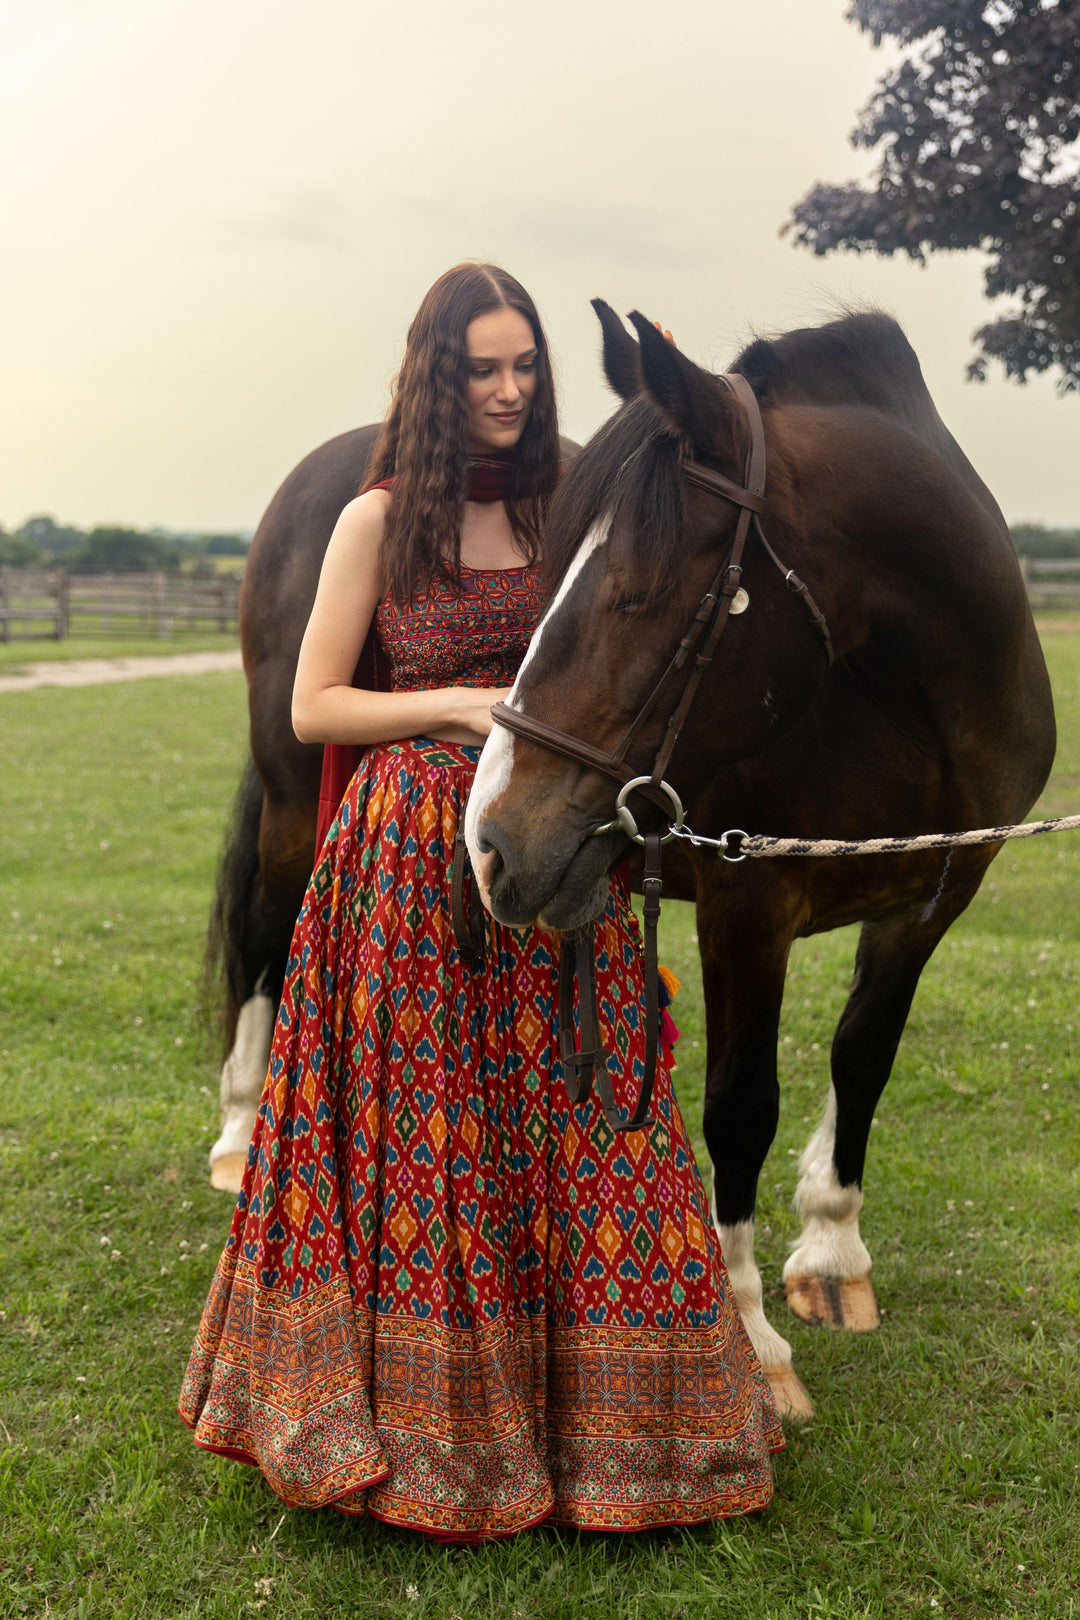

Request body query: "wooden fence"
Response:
[0, 568, 241, 642]
[2, 560, 1079, 644]
[1017, 557, 1080, 612]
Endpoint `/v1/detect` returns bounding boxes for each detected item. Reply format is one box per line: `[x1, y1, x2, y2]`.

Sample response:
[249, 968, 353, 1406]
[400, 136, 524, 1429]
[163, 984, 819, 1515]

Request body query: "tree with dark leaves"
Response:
[787, 1, 1080, 391]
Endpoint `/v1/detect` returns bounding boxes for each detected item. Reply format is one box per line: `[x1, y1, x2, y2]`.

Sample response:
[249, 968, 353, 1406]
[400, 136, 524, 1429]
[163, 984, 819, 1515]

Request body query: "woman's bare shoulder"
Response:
[320, 490, 392, 592]
[332, 486, 392, 546]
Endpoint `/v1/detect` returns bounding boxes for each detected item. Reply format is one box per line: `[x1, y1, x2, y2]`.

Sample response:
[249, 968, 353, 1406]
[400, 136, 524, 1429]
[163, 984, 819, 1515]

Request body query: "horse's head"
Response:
[465, 303, 829, 929]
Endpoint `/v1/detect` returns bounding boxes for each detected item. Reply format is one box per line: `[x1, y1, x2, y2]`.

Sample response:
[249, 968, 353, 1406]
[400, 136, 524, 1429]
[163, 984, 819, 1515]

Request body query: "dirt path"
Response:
[0, 650, 243, 694]
[1, 618, 1073, 696]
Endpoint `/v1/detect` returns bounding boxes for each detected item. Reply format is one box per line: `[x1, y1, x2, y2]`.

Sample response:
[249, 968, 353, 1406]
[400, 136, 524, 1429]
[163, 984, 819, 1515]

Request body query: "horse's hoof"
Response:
[209, 1152, 246, 1194]
[765, 1365, 815, 1422]
[785, 1273, 881, 1332]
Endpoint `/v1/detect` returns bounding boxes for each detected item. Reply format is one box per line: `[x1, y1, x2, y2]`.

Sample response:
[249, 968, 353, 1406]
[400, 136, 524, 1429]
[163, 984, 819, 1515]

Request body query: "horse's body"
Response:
[206, 424, 382, 1189]
[465, 306, 1055, 1416]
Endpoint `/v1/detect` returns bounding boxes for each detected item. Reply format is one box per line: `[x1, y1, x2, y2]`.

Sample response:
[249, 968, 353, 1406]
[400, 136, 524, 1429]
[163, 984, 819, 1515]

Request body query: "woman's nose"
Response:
[494, 369, 520, 402]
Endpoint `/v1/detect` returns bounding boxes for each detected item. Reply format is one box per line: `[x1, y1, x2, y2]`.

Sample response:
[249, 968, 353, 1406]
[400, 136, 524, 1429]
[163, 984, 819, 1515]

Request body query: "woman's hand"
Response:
[429, 686, 512, 745]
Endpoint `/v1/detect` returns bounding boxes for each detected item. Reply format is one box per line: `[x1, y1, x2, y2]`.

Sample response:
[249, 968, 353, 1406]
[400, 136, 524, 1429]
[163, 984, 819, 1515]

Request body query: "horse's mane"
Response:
[732, 309, 1002, 529]
[732, 310, 949, 448]
[544, 311, 1000, 596]
[544, 395, 684, 598]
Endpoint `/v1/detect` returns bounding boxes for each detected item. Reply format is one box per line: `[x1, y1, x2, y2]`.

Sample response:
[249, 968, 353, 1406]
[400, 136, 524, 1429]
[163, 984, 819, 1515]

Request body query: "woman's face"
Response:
[464, 307, 538, 455]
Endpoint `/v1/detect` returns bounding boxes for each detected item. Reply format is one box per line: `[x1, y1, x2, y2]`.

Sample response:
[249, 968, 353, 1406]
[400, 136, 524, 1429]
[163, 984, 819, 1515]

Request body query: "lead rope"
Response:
[671, 811, 1080, 862]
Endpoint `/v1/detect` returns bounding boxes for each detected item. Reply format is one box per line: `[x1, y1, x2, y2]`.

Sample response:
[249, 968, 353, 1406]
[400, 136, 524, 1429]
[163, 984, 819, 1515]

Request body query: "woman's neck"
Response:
[458, 498, 534, 572]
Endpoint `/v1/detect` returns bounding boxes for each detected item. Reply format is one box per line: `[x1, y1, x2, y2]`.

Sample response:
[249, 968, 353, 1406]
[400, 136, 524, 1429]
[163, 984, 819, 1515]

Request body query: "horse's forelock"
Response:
[544, 398, 686, 603]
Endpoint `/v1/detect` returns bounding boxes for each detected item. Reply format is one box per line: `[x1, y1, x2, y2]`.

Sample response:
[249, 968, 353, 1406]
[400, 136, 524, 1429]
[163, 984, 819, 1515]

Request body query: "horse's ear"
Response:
[627, 311, 735, 453]
[592, 298, 642, 401]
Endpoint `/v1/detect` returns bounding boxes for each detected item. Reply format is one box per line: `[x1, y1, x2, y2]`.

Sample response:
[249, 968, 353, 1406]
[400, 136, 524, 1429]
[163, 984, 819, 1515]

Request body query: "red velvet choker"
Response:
[366, 451, 515, 504]
[465, 451, 514, 503]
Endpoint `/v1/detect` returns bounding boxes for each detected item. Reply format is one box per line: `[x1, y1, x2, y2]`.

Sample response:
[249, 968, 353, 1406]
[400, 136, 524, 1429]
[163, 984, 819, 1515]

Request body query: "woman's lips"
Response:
[489, 411, 521, 424]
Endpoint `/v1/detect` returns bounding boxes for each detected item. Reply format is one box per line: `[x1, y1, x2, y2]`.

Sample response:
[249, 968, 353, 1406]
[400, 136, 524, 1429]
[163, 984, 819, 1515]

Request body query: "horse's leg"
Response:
[698, 878, 814, 1421]
[211, 973, 276, 1191]
[784, 872, 983, 1330]
[208, 781, 314, 1192]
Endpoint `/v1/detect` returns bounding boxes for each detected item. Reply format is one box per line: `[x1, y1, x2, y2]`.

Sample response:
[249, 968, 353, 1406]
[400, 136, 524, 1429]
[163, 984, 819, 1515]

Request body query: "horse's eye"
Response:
[612, 580, 673, 615]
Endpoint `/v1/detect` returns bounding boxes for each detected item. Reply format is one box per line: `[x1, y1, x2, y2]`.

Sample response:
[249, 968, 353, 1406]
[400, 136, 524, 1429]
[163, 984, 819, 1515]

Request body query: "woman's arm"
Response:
[291, 492, 508, 746]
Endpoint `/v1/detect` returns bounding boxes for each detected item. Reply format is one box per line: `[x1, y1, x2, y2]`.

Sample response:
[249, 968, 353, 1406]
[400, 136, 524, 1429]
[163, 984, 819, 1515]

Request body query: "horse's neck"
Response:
[775, 407, 1019, 674]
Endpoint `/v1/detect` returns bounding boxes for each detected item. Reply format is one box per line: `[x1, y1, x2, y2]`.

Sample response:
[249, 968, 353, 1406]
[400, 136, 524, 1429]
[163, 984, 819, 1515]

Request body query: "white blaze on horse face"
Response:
[465, 516, 611, 879]
[715, 1216, 796, 1376]
[783, 1085, 873, 1282]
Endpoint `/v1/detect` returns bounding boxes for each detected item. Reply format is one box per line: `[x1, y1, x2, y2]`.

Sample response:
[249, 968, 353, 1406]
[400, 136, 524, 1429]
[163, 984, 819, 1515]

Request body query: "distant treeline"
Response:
[1010, 524, 1080, 559]
[0, 515, 251, 572]
[3, 514, 1077, 570]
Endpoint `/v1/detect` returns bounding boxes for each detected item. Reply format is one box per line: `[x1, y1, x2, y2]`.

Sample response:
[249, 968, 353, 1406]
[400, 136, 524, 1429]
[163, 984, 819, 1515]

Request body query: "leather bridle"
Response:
[481, 373, 834, 1132]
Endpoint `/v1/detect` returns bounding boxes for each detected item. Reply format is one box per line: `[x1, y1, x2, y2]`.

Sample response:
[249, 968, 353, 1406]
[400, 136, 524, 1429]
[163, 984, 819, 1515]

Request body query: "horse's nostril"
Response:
[472, 846, 498, 908]
[474, 846, 497, 878]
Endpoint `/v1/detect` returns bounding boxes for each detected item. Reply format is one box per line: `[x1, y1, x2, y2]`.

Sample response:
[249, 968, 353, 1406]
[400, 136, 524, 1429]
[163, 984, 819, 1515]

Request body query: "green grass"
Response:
[0, 630, 239, 668]
[1, 644, 1079, 1619]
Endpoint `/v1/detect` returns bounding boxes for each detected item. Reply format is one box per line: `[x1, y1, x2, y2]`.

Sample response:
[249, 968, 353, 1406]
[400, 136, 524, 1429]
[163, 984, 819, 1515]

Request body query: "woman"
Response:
[180, 263, 783, 1540]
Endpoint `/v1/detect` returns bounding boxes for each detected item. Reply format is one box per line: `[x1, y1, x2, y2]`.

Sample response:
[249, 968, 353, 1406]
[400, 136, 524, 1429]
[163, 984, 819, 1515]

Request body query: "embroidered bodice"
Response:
[375, 565, 543, 692]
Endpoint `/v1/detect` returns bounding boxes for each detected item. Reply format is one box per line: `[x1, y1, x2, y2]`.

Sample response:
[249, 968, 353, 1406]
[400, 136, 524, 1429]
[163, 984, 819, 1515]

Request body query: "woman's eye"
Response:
[517, 361, 536, 374]
[470, 368, 492, 380]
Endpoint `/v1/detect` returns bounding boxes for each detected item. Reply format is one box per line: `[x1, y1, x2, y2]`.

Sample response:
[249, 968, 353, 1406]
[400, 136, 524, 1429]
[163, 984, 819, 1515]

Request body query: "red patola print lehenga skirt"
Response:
[180, 568, 782, 1538]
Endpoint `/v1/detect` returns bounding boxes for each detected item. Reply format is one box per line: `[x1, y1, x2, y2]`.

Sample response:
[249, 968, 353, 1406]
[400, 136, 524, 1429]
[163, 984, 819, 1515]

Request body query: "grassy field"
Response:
[1, 640, 1078, 1619]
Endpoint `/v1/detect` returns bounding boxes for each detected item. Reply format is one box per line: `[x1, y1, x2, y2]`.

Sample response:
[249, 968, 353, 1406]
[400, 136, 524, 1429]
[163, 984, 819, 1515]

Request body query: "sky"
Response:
[2, 0, 1076, 533]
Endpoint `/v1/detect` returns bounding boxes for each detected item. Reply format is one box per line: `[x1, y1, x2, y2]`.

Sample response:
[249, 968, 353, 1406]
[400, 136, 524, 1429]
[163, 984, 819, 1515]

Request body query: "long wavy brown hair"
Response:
[363, 263, 560, 604]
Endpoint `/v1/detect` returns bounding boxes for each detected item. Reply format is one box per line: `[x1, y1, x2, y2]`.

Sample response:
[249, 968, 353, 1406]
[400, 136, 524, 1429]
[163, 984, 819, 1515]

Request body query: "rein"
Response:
[483, 374, 834, 1133]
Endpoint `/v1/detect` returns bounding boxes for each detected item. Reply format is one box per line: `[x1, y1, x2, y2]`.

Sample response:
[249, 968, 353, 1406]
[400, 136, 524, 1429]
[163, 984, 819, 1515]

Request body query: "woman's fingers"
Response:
[431, 686, 512, 743]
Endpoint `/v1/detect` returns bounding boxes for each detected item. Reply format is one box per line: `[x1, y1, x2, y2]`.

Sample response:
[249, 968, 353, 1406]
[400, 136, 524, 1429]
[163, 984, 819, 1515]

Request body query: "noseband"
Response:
[486, 373, 833, 1134]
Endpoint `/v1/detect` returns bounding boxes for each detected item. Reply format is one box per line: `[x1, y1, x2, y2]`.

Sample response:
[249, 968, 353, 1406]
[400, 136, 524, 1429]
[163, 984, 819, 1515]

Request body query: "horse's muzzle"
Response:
[472, 814, 618, 931]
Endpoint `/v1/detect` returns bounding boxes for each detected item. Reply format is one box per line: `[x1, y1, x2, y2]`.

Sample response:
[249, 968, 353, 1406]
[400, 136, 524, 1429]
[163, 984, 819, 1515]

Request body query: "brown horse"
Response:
[464, 304, 1055, 1416]
[205, 424, 382, 1190]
